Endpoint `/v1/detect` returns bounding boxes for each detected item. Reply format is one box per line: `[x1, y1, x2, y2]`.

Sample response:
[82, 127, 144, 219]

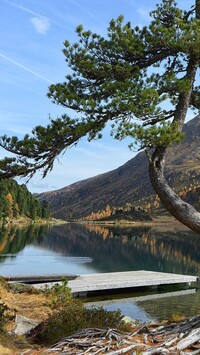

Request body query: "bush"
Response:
[8, 282, 37, 294]
[43, 278, 71, 308]
[30, 298, 84, 344]
[30, 299, 125, 345]
[83, 306, 124, 329]
[0, 277, 9, 289]
[0, 299, 15, 330]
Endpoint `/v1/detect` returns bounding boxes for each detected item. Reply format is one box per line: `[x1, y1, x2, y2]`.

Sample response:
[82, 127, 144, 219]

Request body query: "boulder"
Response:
[14, 315, 40, 335]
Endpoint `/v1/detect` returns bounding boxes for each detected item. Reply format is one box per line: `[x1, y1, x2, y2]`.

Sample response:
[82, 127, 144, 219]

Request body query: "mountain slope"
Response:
[38, 115, 200, 220]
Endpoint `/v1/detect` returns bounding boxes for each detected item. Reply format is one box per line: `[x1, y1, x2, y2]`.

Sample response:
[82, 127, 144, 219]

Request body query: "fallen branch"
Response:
[43, 315, 200, 354]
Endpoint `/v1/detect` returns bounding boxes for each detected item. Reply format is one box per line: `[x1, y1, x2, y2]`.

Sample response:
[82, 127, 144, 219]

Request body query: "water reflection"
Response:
[0, 222, 200, 321]
[35, 223, 200, 275]
[138, 289, 200, 321]
[86, 289, 200, 322]
[0, 224, 48, 261]
[0, 222, 200, 276]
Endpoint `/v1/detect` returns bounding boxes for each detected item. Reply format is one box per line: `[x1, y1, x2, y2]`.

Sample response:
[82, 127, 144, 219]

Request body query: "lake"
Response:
[0, 222, 200, 322]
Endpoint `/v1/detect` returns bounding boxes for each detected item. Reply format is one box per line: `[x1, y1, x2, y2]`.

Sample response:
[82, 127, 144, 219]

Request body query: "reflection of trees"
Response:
[0, 224, 49, 263]
[36, 223, 200, 275]
[139, 291, 200, 321]
[84, 224, 150, 241]
[1, 223, 200, 276]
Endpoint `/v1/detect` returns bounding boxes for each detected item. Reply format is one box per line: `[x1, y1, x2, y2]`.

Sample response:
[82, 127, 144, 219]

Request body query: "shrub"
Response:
[30, 300, 125, 345]
[0, 277, 9, 289]
[43, 278, 71, 307]
[8, 282, 37, 294]
[0, 299, 15, 330]
[30, 298, 84, 344]
[83, 306, 124, 329]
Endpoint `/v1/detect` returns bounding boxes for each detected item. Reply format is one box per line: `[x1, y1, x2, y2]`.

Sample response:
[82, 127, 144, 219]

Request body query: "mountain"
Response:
[37, 115, 200, 220]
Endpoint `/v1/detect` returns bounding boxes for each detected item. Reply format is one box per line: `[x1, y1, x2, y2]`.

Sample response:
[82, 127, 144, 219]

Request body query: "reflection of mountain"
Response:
[1, 223, 200, 277]
[0, 225, 49, 263]
[33, 223, 200, 276]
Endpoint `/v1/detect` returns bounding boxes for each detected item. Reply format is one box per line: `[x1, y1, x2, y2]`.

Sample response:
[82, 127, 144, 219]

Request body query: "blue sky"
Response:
[0, 0, 194, 193]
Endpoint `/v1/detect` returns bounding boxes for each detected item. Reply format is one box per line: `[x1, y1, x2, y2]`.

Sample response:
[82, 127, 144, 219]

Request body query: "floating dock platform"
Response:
[28, 270, 199, 296]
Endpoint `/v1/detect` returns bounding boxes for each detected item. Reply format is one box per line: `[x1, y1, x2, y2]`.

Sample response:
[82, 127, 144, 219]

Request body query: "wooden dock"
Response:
[31, 270, 199, 296]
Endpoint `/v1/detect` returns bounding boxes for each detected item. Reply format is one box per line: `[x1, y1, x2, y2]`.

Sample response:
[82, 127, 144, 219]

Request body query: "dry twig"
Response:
[43, 316, 200, 354]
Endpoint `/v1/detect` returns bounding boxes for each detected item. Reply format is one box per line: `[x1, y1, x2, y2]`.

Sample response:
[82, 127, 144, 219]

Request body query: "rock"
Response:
[14, 315, 40, 335]
[122, 315, 136, 325]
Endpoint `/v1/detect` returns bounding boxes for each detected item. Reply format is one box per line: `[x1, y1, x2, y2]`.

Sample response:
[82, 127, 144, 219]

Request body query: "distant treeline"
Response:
[82, 203, 151, 222]
[0, 179, 50, 221]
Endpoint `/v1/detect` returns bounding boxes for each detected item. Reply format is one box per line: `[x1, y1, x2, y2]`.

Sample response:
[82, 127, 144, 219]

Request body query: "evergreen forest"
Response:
[0, 179, 50, 222]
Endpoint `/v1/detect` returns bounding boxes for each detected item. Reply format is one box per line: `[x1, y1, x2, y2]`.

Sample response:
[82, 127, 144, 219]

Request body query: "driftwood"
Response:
[44, 328, 147, 354]
[42, 315, 200, 354]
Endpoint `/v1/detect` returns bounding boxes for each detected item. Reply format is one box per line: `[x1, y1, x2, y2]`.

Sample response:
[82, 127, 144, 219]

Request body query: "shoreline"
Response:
[77, 214, 187, 228]
[0, 216, 68, 226]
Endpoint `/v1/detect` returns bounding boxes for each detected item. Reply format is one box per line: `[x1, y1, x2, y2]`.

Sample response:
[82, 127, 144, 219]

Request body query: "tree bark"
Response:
[148, 56, 200, 234]
[196, 0, 200, 19]
[149, 146, 200, 234]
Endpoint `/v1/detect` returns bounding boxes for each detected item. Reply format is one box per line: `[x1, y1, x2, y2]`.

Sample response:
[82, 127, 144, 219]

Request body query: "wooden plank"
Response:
[4, 274, 77, 283]
[67, 271, 198, 295]
[30, 270, 198, 295]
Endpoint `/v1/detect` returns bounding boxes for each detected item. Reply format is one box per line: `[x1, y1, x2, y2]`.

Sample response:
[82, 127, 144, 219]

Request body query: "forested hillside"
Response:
[82, 204, 152, 222]
[37, 116, 200, 221]
[0, 179, 50, 222]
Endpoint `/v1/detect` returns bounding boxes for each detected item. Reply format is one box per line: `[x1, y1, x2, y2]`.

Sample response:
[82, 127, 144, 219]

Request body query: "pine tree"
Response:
[0, 1, 199, 232]
[0, 178, 49, 221]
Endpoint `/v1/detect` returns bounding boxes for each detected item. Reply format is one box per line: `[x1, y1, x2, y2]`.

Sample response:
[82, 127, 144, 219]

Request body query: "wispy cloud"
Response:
[30, 180, 57, 190]
[4, 0, 47, 19]
[4, 0, 71, 31]
[75, 147, 106, 160]
[68, 0, 104, 26]
[0, 52, 53, 83]
[31, 17, 50, 34]
[75, 143, 132, 162]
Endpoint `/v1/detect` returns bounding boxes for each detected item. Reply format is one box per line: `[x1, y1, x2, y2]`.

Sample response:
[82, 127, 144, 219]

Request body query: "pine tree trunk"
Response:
[148, 146, 200, 234]
[148, 53, 200, 233]
[196, 0, 200, 19]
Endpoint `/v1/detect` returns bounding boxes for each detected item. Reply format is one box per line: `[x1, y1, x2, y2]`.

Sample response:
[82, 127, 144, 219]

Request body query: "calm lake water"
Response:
[0, 222, 200, 322]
